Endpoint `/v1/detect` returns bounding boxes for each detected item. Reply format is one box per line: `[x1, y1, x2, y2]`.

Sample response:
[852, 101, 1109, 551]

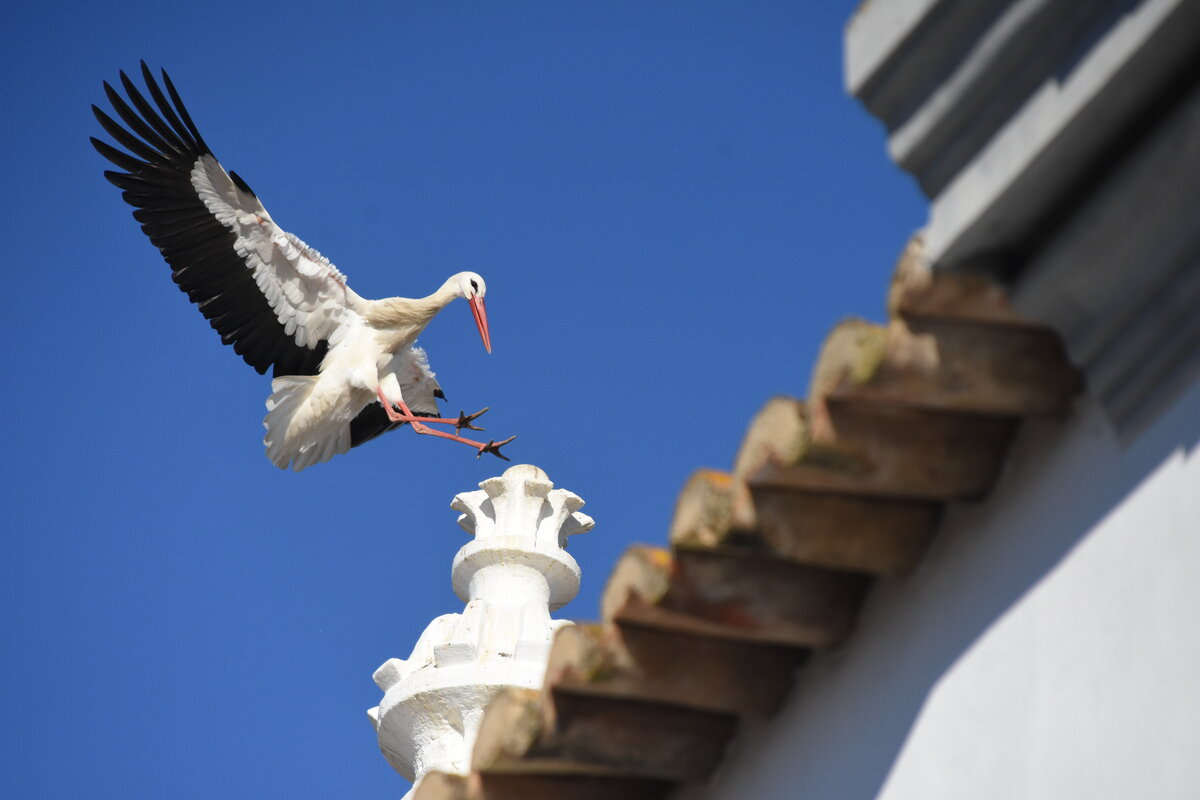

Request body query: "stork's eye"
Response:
[470, 279, 479, 291]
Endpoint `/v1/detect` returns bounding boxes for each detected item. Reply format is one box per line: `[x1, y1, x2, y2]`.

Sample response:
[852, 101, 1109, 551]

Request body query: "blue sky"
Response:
[2, 2, 924, 796]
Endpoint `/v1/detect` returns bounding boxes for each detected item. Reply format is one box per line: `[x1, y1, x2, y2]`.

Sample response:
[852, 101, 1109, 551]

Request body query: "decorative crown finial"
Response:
[451, 463, 595, 547]
[368, 464, 593, 794]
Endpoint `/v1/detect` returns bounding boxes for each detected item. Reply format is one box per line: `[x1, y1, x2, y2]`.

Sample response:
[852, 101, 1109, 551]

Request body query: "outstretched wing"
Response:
[91, 62, 365, 378]
[349, 345, 446, 448]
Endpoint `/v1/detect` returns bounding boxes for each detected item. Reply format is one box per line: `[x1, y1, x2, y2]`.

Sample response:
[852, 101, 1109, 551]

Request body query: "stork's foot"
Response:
[376, 387, 480, 428]
[477, 435, 516, 461]
[375, 387, 513, 457]
[455, 407, 489, 433]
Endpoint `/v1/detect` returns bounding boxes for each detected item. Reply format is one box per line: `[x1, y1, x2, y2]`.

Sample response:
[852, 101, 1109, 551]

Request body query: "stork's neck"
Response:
[366, 277, 462, 335]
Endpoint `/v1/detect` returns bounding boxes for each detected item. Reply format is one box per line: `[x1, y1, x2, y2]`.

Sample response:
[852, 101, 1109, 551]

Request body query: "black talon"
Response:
[455, 406, 489, 432]
[477, 435, 516, 461]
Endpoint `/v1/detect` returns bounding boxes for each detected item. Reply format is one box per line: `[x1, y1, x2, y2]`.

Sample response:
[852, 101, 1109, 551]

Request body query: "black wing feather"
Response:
[138, 62, 202, 152]
[229, 170, 258, 198]
[349, 404, 411, 449]
[92, 62, 325, 378]
[159, 66, 211, 153]
[93, 106, 164, 165]
[103, 80, 176, 158]
[118, 71, 189, 156]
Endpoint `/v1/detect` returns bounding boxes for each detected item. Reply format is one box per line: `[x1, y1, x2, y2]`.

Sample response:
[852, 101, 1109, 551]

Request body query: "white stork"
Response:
[91, 63, 514, 471]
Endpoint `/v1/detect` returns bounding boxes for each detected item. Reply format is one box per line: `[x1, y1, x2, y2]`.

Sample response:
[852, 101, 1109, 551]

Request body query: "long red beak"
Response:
[469, 295, 492, 353]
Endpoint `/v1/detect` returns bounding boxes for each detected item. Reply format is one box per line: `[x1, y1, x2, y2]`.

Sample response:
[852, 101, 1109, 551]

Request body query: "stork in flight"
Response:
[91, 63, 515, 471]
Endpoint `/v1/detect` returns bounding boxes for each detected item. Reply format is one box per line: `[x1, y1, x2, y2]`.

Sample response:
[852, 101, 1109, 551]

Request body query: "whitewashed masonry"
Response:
[366, 464, 593, 796]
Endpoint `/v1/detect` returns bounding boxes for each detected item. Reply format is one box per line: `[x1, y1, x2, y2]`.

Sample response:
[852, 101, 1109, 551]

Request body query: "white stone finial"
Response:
[451, 463, 594, 548]
[367, 465, 592, 795]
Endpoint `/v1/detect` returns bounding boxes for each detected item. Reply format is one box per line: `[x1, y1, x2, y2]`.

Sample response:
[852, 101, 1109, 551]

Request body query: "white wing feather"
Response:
[190, 153, 365, 350]
[390, 345, 444, 417]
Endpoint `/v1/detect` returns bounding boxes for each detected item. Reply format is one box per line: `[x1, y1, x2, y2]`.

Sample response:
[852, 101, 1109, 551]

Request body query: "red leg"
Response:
[375, 387, 487, 430]
[403, 408, 516, 461]
[374, 387, 514, 459]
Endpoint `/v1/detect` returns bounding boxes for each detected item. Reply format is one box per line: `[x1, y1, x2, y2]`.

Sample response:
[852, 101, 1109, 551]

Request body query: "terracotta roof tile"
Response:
[410, 235, 1082, 799]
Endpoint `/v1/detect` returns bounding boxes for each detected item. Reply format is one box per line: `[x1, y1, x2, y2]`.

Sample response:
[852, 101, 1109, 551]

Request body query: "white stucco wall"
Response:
[692, 375, 1200, 799]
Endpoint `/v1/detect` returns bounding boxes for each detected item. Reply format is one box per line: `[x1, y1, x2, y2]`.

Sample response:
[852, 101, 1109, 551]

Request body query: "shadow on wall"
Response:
[694, 375, 1200, 799]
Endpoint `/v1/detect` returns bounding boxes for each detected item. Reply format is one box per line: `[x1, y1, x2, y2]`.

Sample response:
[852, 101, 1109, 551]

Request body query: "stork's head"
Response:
[454, 271, 491, 353]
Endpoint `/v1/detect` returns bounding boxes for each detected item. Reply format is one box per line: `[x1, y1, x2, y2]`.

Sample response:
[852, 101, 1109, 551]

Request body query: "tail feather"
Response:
[264, 376, 352, 471]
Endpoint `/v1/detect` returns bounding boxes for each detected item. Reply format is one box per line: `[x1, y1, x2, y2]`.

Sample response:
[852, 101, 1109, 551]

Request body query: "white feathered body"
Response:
[264, 316, 445, 471]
